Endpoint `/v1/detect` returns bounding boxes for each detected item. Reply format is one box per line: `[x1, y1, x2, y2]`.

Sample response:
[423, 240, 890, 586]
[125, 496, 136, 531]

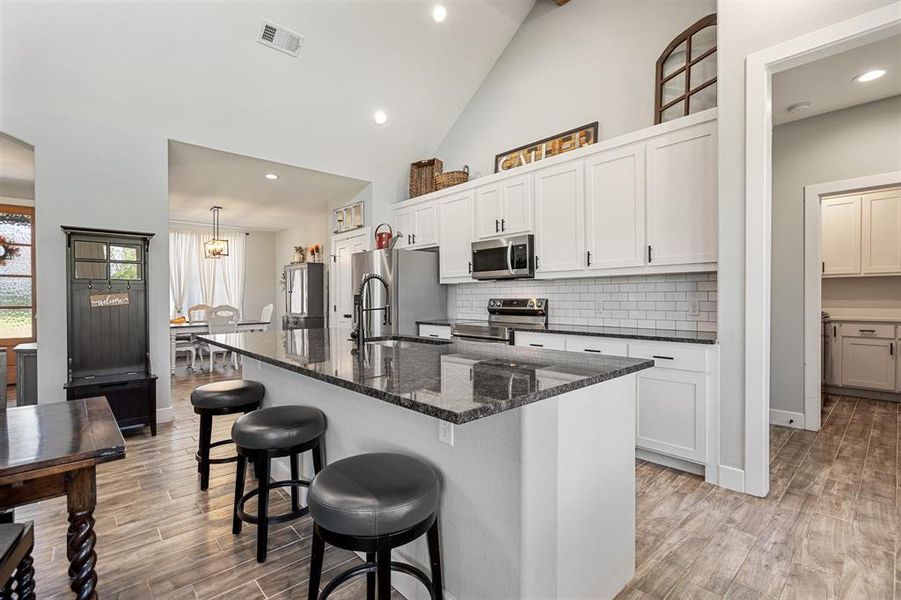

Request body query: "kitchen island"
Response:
[199, 328, 653, 600]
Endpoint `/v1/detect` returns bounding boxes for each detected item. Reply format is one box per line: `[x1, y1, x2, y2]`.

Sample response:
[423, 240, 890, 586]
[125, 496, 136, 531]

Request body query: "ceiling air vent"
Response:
[257, 20, 304, 57]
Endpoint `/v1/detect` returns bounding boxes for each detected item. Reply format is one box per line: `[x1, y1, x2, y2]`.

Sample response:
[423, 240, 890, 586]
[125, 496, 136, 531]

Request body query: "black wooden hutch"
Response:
[62, 226, 158, 435]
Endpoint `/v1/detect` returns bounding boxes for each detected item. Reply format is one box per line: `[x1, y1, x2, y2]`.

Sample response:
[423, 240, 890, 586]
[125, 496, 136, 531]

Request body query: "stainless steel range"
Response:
[450, 298, 548, 344]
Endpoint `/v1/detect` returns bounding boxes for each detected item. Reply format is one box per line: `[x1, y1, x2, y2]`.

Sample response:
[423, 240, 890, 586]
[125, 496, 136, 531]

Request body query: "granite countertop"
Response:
[198, 329, 653, 425]
[417, 318, 717, 345]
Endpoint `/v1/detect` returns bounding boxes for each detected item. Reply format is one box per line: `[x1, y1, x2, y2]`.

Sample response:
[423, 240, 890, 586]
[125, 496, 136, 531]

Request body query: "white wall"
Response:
[435, 0, 715, 178]
[243, 229, 276, 322]
[273, 211, 330, 324]
[715, 0, 895, 469]
[770, 95, 901, 414]
[1, 2, 524, 407]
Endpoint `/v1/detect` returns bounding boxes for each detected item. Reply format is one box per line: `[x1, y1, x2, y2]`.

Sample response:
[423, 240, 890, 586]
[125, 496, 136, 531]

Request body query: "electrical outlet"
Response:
[438, 421, 454, 446]
[688, 300, 700, 317]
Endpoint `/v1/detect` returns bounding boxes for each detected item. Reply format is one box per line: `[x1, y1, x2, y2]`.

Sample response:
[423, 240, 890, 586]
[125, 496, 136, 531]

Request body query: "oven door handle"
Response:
[507, 241, 514, 275]
[452, 333, 509, 344]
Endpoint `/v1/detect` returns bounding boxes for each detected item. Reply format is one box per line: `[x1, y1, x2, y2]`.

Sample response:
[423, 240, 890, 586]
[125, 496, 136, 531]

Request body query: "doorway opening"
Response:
[166, 140, 369, 376]
[0, 132, 36, 407]
[745, 4, 901, 497]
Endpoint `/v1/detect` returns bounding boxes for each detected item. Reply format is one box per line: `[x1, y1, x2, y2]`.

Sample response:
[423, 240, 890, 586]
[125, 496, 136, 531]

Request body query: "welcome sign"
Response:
[90, 293, 130, 308]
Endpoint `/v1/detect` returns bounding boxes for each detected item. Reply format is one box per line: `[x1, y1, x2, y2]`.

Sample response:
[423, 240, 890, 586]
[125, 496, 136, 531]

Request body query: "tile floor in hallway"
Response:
[620, 393, 899, 599]
[10, 365, 899, 599]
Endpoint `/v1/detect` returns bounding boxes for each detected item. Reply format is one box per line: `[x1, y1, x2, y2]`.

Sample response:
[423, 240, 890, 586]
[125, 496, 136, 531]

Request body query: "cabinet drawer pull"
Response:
[652, 355, 674, 360]
[501, 218, 506, 231]
[429, 334, 439, 338]
[529, 343, 544, 347]
[859, 329, 876, 333]
[583, 348, 601, 353]
[495, 219, 500, 233]
[891, 343, 895, 357]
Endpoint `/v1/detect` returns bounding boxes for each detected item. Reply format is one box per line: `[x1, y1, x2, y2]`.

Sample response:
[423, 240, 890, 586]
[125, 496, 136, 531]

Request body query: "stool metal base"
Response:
[308, 514, 443, 600]
[236, 478, 311, 525]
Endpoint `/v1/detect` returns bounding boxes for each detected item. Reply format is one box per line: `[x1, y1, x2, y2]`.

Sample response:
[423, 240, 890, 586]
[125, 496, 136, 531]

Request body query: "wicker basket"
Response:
[409, 158, 443, 198]
[434, 165, 469, 190]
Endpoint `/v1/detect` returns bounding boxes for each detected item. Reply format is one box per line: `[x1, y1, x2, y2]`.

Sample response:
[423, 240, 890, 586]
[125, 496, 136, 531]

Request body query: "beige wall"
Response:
[243, 230, 276, 323]
[770, 95, 901, 414]
[715, 0, 895, 469]
[823, 276, 901, 309]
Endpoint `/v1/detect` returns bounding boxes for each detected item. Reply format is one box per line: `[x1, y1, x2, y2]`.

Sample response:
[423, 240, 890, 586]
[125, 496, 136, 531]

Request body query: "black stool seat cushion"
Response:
[231, 405, 326, 450]
[191, 380, 265, 411]
[308, 453, 439, 537]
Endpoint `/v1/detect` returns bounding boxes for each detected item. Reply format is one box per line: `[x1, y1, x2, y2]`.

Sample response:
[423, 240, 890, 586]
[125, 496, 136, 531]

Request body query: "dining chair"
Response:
[187, 304, 213, 323]
[203, 305, 240, 371]
[174, 338, 197, 370]
[260, 303, 274, 324]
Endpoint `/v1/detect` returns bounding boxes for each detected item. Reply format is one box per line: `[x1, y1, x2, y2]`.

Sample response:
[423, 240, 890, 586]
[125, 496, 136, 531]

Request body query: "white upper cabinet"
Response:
[585, 144, 646, 270]
[646, 121, 717, 266]
[862, 189, 901, 275]
[821, 195, 861, 276]
[501, 174, 533, 236]
[438, 191, 474, 281]
[535, 161, 585, 273]
[475, 174, 532, 239]
[393, 207, 414, 249]
[475, 183, 502, 238]
[394, 201, 438, 249]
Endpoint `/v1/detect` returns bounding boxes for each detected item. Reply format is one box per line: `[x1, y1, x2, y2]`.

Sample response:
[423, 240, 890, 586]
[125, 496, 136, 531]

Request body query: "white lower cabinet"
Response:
[514, 331, 714, 470]
[418, 324, 452, 339]
[841, 336, 896, 391]
[634, 368, 706, 463]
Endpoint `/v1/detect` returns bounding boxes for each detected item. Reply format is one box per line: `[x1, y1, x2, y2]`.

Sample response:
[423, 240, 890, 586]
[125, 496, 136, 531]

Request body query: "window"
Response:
[655, 14, 717, 124]
[73, 240, 143, 281]
[0, 205, 35, 340]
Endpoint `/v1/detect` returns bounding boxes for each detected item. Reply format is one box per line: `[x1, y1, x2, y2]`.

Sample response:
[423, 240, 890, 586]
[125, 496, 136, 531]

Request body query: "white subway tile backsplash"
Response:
[450, 272, 717, 332]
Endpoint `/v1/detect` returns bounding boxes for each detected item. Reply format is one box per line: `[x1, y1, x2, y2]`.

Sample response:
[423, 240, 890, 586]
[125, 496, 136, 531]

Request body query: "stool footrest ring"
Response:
[195, 438, 239, 465]
[319, 561, 435, 600]
[236, 479, 311, 526]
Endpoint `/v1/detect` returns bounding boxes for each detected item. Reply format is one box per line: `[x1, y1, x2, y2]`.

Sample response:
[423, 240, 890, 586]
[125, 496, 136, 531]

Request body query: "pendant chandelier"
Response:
[204, 206, 229, 259]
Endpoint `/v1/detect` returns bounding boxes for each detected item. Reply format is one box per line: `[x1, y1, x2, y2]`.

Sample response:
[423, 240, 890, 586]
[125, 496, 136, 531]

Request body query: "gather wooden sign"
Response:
[90, 293, 130, 308]
[494, 122, 598, 173]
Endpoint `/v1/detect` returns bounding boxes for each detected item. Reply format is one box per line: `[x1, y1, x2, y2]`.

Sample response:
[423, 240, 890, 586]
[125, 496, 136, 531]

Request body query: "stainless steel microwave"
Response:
[471, 235, 534, 280]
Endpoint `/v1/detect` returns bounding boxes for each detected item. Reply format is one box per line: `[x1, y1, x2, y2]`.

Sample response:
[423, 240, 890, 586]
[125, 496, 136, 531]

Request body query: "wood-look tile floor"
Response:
[619, 393, 900, 600]
[15, 365, 388, 599]
[13, 369, 899, 599]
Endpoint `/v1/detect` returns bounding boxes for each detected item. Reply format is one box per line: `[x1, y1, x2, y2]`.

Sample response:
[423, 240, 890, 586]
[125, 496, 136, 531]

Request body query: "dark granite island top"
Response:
[198, 328, 653, 424]
[416, 318, 718, 345]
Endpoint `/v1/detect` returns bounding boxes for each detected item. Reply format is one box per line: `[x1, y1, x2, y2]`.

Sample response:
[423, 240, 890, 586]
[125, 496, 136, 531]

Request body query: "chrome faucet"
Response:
[351, 272, 391, 349]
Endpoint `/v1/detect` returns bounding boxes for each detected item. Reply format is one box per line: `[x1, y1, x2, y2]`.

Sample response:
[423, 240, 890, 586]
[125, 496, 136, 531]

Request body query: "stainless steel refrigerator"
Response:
[283, 263, 326, 329]
[351, 249, 445, 337]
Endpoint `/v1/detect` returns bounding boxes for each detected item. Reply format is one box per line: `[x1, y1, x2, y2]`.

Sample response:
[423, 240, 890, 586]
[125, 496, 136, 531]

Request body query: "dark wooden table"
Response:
[0, 398, 126, 599]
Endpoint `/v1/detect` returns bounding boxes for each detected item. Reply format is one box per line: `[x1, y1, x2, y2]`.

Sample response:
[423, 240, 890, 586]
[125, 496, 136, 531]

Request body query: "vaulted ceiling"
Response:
[1, 1, 535, 190]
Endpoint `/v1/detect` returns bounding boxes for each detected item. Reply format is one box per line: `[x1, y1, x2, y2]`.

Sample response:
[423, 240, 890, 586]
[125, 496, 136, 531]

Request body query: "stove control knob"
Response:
[536, 300, 543, 308]
[489, 300, 496, 307]
[528, 300, 535, 308]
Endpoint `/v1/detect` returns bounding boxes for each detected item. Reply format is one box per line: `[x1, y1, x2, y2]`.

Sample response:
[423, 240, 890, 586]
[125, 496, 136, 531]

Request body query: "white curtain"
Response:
[169, 227, 247, 318]
[168, 230, 195, 317]
[220, 230, 246, 315]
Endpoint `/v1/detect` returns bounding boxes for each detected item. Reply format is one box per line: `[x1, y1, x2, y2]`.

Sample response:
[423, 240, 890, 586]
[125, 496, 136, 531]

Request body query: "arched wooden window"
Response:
[655, 14, 717, 124]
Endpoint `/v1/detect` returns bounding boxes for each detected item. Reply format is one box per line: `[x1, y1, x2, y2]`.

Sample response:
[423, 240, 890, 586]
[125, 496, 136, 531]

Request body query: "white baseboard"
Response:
[636, 448, 705, 477]
[157, 406, 175, 423]
[718, 464, 745, 493]
[770, 409, 804, 429]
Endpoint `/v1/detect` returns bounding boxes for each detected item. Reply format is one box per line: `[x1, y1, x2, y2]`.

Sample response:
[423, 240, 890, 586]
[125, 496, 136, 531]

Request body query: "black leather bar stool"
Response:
[231, 405, 326, 563]
[190, 380, 265, 491]
[306, 453, 443, 600]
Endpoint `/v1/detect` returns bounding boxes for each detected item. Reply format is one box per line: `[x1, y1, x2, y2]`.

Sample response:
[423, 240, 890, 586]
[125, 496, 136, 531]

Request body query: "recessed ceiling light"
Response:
[855, 69, 887, 83]
[264, 173, 279, 180]
[373, 109, 388, 125]
[432, 5, 447, 23]
[787, 101, 812, 114]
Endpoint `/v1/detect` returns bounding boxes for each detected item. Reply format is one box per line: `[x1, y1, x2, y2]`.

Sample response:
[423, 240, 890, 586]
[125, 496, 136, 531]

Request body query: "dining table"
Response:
[169, 320, 270, 373]
[0, 397, 125, 599]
